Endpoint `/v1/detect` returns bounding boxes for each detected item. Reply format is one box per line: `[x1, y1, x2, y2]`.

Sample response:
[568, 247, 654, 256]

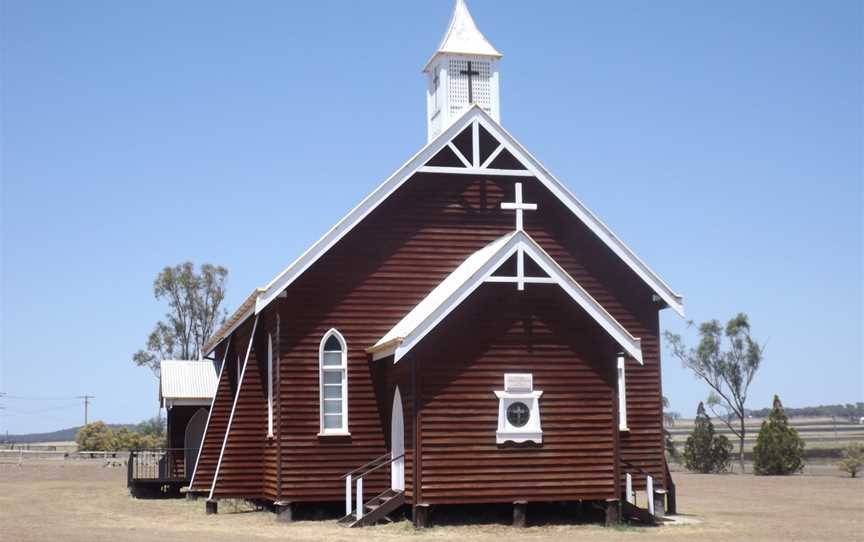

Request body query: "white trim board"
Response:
[203, 105, 683, 354]
[367, 230, 643, 364]
[164, 398, 212, 409]
[208, 316, 258, 501]
[188, 337, 231, 491]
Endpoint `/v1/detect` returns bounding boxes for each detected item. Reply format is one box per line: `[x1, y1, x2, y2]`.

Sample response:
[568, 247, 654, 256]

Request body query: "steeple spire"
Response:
[424, 0, 503, 142]
[424, 0, 502, 73]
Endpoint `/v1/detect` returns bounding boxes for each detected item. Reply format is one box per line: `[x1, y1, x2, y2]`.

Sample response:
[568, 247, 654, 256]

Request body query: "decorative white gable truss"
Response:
[202, 106, 683, 355]
[367, 230, 644, 364]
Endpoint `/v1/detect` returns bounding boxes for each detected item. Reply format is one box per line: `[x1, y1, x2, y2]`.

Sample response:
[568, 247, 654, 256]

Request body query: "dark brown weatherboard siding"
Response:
[410, 284, 619, 504]
[524, 181, 666, 491]
[206, 168, 667, 502]
[189, 341, 233, 493]
[211, 322, 267, 500]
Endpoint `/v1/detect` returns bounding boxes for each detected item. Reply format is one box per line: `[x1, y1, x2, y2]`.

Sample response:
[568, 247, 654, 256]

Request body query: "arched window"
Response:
[319, 329, 348, 434]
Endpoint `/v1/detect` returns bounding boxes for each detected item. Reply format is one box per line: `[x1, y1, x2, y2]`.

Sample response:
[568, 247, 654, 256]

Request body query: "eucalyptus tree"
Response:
[664, 313, 764, 472]
[133, 262, 228, 375]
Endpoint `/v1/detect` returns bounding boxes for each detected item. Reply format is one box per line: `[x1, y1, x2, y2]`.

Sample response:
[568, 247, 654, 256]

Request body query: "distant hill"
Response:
[2, 424, 137, 444]
[746, 402, 863, 420]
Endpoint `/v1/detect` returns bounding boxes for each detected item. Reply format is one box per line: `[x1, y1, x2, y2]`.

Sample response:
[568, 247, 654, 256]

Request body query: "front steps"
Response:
[621, 500, 662, 525]
[338, 489, 405, 527]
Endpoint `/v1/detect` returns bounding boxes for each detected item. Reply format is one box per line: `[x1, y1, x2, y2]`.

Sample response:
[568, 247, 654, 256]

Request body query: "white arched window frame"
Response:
[267, 333, 274, 437]
[319, 329, 349, 435]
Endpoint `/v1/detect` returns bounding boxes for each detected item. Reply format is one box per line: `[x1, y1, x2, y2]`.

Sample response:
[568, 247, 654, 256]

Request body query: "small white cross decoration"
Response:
[500, 182, 537, 231]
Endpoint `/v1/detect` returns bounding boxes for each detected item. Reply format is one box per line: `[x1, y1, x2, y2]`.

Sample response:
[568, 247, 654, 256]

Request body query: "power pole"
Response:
[77, 395, 95, 425]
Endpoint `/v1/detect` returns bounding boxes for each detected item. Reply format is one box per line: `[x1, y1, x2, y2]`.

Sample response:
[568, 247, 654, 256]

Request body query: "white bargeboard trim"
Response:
[203, 105, 683, 355]
[368, 230, 643, 364]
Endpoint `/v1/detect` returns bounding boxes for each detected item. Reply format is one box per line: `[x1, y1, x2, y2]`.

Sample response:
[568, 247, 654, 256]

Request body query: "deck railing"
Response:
[127, 448, 187, 485]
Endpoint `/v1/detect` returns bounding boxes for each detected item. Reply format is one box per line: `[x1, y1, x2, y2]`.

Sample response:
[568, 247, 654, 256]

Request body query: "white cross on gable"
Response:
[500, 182, 537, 231]
[496, 182, 540, 292]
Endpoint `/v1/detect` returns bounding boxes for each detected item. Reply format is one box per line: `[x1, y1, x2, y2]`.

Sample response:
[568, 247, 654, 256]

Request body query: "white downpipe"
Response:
[345, 474, 352, 517]
[617, 354, 628, 430]
[356, 477, 364, 520]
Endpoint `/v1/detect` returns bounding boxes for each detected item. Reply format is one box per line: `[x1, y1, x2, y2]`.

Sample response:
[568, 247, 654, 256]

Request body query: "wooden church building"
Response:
[188, 0, 684, 527]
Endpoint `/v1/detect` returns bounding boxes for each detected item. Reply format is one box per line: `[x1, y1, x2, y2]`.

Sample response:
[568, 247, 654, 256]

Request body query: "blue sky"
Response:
[1, 0, 861, 433]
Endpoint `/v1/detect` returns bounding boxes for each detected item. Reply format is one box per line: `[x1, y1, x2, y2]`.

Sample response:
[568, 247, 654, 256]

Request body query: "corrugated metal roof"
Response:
[159, 360, 218, 401]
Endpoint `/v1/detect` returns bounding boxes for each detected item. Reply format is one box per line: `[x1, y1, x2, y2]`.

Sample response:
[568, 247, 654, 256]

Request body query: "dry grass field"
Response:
[0, 459, 861, 542]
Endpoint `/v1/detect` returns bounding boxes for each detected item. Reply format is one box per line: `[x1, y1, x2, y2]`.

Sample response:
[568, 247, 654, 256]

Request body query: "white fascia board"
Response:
[474, 114, 685, 317]
[393, 235, 521, 362]
[202, 288, 263, 355]
[165, 398, 212, 409]
[208, 305, 253, 354]
[255, 108, 484, 315]
[390, 231, 643, 364]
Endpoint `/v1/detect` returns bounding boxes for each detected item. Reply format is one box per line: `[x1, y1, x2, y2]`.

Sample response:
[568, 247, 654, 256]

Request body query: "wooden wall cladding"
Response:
[206, 171, 667, 502]
[411, 284, 620, 504]
[211, 323, 268, 500]
[189, 341, 234, 493]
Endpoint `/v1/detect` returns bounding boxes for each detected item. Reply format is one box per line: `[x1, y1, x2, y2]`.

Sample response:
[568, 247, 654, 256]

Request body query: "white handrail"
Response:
[343, 453, 405, 520]
[355, 477, 363, 520]
[646, 475, 655, 516]
[345, 474, 352, 517]
[625, 473, 634, 504]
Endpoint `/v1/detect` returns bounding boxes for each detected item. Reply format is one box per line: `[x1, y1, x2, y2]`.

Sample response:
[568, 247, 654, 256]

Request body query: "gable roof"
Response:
[423, 0, 502, 72]
[159, 360, 218, 405]
[202, 106, 683, 354]
[367, 230, 644, 364]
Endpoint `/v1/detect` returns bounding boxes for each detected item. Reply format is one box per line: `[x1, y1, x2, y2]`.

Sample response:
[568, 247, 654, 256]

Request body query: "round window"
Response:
[506, 401, 530, 428]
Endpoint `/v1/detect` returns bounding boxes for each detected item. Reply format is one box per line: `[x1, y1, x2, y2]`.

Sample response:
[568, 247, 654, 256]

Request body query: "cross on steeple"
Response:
[460, 61, 480, 103]
[501, 182, 537, 231]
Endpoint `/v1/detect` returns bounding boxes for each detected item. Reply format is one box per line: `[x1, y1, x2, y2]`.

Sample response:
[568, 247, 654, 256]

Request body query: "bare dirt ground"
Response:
[0, 459, 861, 542]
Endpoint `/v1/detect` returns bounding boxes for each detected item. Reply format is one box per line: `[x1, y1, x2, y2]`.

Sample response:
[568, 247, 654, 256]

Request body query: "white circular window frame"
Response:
[494, 390, 543, 445]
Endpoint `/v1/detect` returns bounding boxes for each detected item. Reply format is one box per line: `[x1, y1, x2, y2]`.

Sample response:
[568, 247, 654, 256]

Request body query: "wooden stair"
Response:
[338, 489, 405, 528]
[621, 500, 661, 525]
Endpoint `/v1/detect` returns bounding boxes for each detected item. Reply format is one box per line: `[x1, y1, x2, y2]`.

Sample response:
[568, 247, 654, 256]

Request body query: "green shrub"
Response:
[683, 402, 732, 473]
[753, 395, 805, 475]
[75, 421, 117, 451]
[837, 442, 864, 478]
[75, 419, 166, 451]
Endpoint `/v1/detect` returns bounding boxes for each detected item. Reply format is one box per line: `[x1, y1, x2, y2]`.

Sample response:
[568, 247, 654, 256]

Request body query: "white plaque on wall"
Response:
[504, 373, 533, 393]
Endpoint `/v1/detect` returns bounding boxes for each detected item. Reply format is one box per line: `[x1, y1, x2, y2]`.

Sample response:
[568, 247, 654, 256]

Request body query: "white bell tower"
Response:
[424, 0, 502, 142]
